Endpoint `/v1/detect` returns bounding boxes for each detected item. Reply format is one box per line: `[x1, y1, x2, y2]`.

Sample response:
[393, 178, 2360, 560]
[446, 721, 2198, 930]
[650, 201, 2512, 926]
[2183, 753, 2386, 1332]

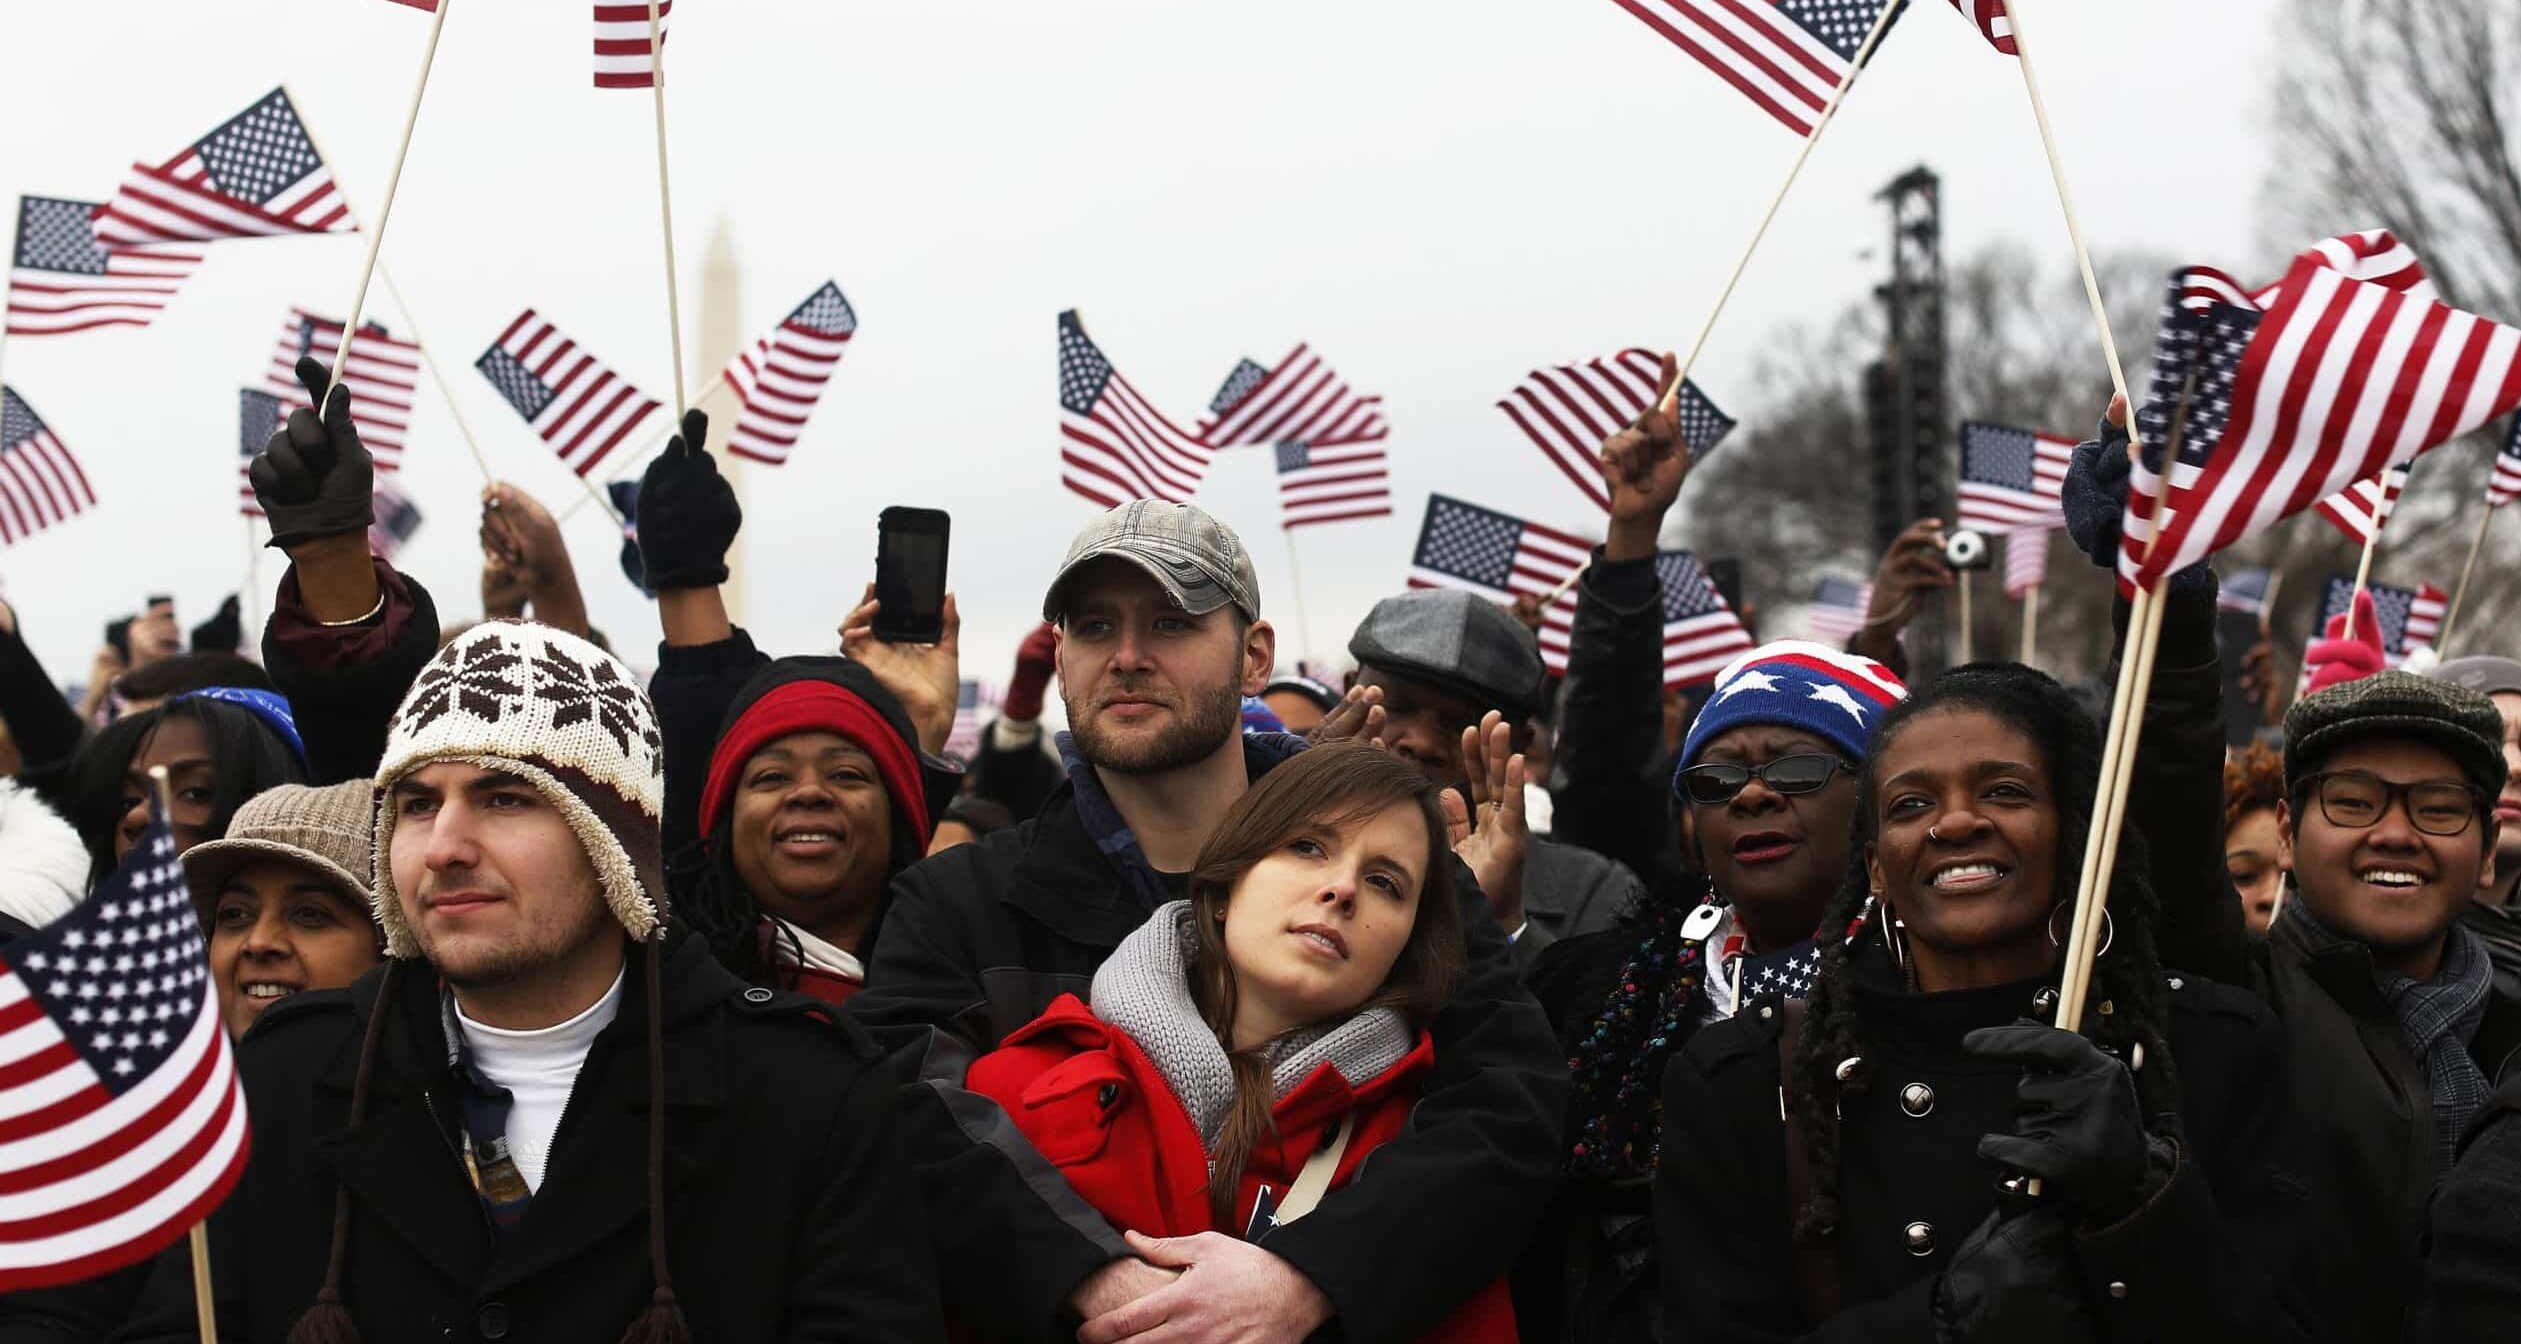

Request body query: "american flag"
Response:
[261, 308, 422, 474]
[2312, 463, 2410, 545]
[2004, 527, 2050, 599]
[1736, 940, 1823, 1001]
[1654, 548, 1760, 687]
[2489, 416, 2521, 509]
[476, 309, 662, 478]
[368, 480, 424, 561]
[2218, 566, 2277, 619]
[1805, 575, 1872, 644]
[1202, 346, 1388, 450]
[1058, 310, 1216, 508]
[384, 0, 441, 9]
[1273, 439, 1392, 529]
[92, 88, 354, 248]
[7, 197, 204, 337]
[2119, 235, 2521, 594]
[1613, 0, 1905, 136]
[0, 817, 249, 1290]
[236, 389, 279, 518]
[721, 281, 856, 466]
[0, 388, 97, 547]
[594, 1, 675, 89]
[2317, 575, 2447, 668]
[1498, 349, 1733, 512]
[1956, 420, 2074, 533]
[1947, 0, 2014, 52]
[946, 680, 999, 763]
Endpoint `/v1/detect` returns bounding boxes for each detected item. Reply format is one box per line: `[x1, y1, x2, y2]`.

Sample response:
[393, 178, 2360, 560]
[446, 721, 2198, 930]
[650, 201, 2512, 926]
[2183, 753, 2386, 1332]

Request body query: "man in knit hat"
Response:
[124, 377, 941, 1343]
[853, 499, 1565, 1344]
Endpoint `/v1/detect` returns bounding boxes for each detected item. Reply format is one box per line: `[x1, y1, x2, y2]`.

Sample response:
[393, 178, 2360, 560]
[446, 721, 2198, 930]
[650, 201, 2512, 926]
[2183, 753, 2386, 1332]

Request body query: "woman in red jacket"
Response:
[968, 740, 1518, 1342]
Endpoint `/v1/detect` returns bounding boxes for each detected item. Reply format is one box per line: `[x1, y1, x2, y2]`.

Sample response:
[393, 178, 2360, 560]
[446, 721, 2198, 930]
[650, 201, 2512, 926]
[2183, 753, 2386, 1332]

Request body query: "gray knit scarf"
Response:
[2378, 920, 2497, 1169]
[1091, 901, 1413, 1149]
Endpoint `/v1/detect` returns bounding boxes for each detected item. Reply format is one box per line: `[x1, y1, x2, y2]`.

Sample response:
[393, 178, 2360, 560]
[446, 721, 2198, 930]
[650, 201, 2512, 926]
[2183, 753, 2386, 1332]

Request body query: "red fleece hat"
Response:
[699, 681, 933, 848]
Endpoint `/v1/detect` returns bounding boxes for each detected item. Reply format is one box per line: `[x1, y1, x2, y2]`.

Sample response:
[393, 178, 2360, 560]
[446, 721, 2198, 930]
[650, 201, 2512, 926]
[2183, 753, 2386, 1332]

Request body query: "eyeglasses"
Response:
[1679, 753, 1852, 806]
[2304, 770, 2485, 837]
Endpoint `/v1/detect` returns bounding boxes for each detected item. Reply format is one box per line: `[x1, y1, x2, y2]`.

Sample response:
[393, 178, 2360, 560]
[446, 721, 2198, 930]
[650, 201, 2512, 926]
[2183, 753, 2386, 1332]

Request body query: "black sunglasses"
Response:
[1678, 753, 1853, 806]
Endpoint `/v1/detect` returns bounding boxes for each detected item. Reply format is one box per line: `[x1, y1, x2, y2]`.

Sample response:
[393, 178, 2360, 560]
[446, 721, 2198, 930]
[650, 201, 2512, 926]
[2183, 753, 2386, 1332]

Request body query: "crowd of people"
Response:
[1, 351, 2517, 1342]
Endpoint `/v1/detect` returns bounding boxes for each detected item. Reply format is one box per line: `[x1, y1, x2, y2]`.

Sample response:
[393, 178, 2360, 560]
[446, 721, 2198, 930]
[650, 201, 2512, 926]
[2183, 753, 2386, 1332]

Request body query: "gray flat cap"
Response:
[1348, 588, 1548, 718]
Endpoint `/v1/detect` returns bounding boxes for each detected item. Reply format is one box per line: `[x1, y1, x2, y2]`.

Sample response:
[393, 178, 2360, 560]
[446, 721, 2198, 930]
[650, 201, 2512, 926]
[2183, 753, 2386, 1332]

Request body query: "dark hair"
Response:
[671, 784, 919, 989]
[64, 697, 306, 882]
[1182, 742, 1464, 1224]
[112, 652, 273, 703]
[1785, 662, 2179, 1244]
[941, 794, 1015, 837]
[2224, 742, 2285, 836]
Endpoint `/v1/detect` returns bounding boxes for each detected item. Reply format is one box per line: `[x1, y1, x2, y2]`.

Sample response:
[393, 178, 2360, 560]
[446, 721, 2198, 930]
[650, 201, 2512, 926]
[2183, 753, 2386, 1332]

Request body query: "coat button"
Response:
[1097, 1083, 1120, 1107]
[1903, 1221, 1935, 1256]
[743, 987, 774, 1004]
[476, 1302, 510, 1339]
[1899, 1083, 1934, 1117]
[2032, 987, 2059, 1016]
[2109, 1281, 2129, 1300]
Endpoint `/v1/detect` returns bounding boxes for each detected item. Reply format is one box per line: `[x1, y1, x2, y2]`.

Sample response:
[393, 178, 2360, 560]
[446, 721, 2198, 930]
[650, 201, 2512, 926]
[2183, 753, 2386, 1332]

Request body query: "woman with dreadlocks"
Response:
[1655, 663, 2295, 1341]
[637, 413, 960, 999]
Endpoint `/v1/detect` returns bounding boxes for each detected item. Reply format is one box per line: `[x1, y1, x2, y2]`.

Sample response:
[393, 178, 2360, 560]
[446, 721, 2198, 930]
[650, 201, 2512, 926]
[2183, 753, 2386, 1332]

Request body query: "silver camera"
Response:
[1941, 528, 1993, 571]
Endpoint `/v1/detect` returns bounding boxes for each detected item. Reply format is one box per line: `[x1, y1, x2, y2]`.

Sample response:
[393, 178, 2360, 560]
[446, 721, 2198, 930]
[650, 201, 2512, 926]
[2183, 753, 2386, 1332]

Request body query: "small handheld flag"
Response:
[721, 281, 856, 466]
[0, 388, 97, 546]
[476, 310, 662, 479]
[92, 88, 354, 248]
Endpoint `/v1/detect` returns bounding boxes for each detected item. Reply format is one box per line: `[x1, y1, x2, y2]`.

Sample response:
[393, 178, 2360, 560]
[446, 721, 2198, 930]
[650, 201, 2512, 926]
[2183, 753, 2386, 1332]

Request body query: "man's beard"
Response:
[1068, 680, 1243, 776]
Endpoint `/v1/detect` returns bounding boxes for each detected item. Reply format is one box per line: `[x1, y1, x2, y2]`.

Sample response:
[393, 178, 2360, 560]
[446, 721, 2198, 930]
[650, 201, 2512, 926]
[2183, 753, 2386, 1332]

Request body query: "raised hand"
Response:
[1002, 621, 1059, 723]
[249, 356, 374, 549]
[1442, 711, 1529, 931]
[840, 583, 960, 757]
[1600, 352, 1694, 561]
[635, 409, 740, 590]
[1965, 1020, 2161, 1224]
[1307, 683, 1387, 750]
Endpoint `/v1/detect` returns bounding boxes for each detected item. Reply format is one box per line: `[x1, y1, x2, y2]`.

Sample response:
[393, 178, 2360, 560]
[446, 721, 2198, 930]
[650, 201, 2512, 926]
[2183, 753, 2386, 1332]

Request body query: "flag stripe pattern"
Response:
[2312, 463, 2410, 545]
[946, 680, 999, 764]
[1612, 0, 1901, 136]
[93, 89, 353, 247]
[1498, 349, 1733, 512]
[384, 0, 441, 9]
[1956, 421, 2074, 533]
[2119, 236, 2521, 593]
[0, 389, 97, 547]
[476, 310, 661, 479]
[1058, 311, 1216, 508]
[2004, 527, 2049, 599]
[262, 309, 422, 474]
[2318, 575, 2447, 667]
[1805, 576, 1872, 645]
[367, 480, 423, 561]
[722, 282, 856, 466]
[1202, 346, 1389, 450]
[2217, 566, 2275, 618]
[594, 1, 674, 89]
[1948, 0, 2015, 52]
[236, 390, 278, 519]
[2489, 416, 2521, 509]
[7, 199, 204, 337]
[0, 819, 248, 1290]
[1274, 439, 1393, 529]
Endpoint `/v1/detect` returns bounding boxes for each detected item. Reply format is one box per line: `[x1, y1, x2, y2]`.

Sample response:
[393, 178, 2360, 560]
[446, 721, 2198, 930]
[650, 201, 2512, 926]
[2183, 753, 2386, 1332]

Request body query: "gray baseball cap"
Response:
[2430, 656, 2521, 700]
[1348, 588, 1549, 718]
[1043, 500, 1262, 622]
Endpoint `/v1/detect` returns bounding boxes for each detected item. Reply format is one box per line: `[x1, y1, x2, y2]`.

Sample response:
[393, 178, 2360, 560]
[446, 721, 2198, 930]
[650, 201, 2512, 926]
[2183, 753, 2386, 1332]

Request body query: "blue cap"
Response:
[1675, 641, 1906, 787]
[177, 686, 308, 769]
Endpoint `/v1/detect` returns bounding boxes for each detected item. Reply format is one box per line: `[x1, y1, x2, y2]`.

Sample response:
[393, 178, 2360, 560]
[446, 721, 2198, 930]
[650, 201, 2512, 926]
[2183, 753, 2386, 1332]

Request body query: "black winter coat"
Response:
[848, 731, 1570, 1343]
[116, 931, 941, 1344]
[1656, 946, 2296, 1343]
[1547, 549, 1683, 895]
[2416, 1069, 2521, 1338]
[259, 559, 441, 787]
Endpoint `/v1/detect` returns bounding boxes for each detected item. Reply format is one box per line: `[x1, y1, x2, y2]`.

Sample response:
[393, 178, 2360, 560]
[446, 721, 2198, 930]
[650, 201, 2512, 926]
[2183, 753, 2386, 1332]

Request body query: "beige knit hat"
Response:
[370, 622, 666, 959]
[182, 780, 377, 916]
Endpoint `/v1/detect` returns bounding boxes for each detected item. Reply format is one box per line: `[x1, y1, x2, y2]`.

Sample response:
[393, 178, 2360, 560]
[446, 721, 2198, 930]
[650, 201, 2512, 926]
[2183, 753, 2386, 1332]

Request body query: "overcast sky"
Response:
[1, 0, 2293, 696]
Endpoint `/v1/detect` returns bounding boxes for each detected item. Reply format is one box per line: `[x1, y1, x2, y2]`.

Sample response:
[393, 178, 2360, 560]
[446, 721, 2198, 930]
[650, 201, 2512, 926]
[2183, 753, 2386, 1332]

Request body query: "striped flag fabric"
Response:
[0, 388, 97, 547]
[1613, 0, 1905, 136]
[946, 680, 999, 763]
[7, 197, 204, 337]
[476, 310, 662, 478]
[1806, 575, 1872, 644]
[367, 481, 424, 561]
[2003, 527, 2050, 598]
[236, 390, 279, 518]
[2217, 566, 2277, 619]
[0, 816, 249, 1289]
[2317, 575, 2447, 667]
[92, 89, 354, 247]
[1957, 421, 2073, 533]
[262, 308, 422, 474]
[2312, 463, 2411, 545]
[1498, 348, 1733, 512]
[721, 281, 857, 465]
[1202, 346, 1388, 450]
[594, 1, 674, 89]
[1273, 438, 1392, 529]
[1947, 0, 2015, 53]
[383, 0, 441, 9]
[1057, 310, 1216, 508]
[2489, 417, 2521, 508]
[2118, 235, 2521, 594]
[1653, 549, 1760, 687]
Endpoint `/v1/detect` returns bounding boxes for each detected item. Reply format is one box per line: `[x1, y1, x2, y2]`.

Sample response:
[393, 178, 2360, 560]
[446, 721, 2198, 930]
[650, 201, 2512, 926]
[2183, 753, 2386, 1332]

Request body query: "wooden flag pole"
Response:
[2340, 522, 2385, 643]
[142, 763, 223, 1343]
[2439, 505, 2498, 654]
[645, 0, 690, 419]
[1282, 525, 1317, 663]
[2019, 582, 2041, 666]
[329, 0, 450, 388]
[1654, 0, 1903, 417]
[1957, 570, 1975, 664]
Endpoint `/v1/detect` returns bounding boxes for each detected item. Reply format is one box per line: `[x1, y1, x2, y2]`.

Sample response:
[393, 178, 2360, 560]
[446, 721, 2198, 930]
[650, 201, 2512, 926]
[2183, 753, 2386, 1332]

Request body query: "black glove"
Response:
[250, 356, 375, 548]
[1931, 1203, 2097, 1344]
[634, 409, 738, 590]
[189, 594, 242, 653]
[2058, 409, 2216, 605]
[1966, 1020, 2164, 1224]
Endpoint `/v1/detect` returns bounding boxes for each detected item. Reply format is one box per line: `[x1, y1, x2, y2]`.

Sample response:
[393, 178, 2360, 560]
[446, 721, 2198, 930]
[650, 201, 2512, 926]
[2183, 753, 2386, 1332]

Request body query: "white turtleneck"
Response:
[453, 965, 626, 1192]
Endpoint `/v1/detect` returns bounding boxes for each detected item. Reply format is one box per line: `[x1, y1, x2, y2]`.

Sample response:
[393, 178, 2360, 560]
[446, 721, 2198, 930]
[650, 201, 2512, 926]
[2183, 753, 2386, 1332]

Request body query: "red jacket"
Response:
[967, 994, 1517, 1343]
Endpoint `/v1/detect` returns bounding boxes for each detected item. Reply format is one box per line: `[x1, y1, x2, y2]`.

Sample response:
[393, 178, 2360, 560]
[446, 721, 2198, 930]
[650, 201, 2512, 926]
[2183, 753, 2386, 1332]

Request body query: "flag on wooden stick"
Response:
[0, 388, 96, 546]
[2004, 528, 2050, 600]
[1805, 575, 1872, 644]
[1057, 310, 1216, 508]
[1612, 0, 1906, 136]
[1273, 438, 1393, 529]
[1499, 348, 1732, 512]
[594, 1, 675, 88]
[92, 89, 354, 247]
[262, 308, 422, 474]
[1202, 345, 1388, 450]
[7, 198, 203, 337]
[475, 309, 662, 478]
[1956, 420, 2074, 533]
[1946, 0, 2015, 53]
[2488, 417, 2521, 508]
[2313, 463, 2411, 545]
[2315, 574, 2446, 668]
[721, 281, 856, 465]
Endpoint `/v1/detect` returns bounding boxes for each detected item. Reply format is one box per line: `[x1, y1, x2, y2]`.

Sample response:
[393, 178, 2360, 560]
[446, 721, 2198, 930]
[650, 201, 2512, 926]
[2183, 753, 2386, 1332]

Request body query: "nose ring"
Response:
[1928, 825, 1944, 842]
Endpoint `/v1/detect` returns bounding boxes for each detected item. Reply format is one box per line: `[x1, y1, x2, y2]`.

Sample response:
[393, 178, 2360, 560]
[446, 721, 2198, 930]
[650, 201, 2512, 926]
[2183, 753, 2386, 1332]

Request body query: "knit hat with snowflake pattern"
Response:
[370, 622, 666, 958]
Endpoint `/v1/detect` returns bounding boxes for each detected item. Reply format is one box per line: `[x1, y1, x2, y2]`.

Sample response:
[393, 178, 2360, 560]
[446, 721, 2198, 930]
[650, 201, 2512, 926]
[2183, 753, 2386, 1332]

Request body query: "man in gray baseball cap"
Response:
[2431, 655, 2521, 994]
[1041, 498, 1262, 624]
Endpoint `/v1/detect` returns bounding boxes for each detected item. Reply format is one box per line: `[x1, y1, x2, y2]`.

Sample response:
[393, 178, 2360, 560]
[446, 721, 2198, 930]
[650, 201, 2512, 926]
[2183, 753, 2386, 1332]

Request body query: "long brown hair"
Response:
[1180, 741, 1464, 1226]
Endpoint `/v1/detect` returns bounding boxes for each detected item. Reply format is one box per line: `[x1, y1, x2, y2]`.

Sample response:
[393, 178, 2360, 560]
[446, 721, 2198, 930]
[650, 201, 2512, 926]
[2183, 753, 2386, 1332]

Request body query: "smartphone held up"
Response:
[872, 506, 951, 644]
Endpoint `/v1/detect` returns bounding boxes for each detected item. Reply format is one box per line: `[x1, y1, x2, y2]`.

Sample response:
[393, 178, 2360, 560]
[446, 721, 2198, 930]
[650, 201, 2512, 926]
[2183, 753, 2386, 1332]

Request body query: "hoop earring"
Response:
[1882, 912, 1908, 973]
[2046, 903, 2114, 957]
